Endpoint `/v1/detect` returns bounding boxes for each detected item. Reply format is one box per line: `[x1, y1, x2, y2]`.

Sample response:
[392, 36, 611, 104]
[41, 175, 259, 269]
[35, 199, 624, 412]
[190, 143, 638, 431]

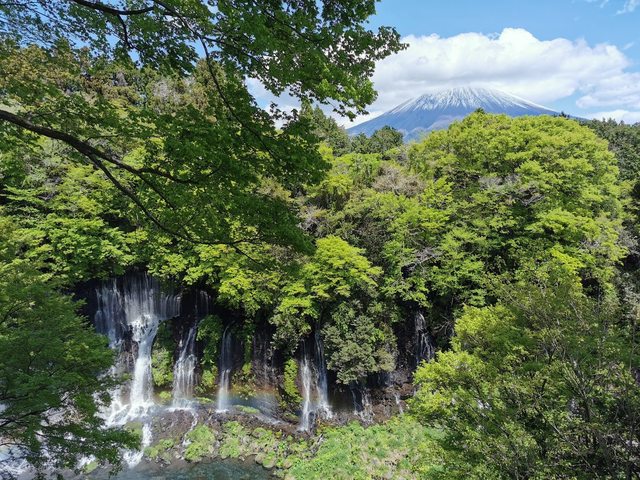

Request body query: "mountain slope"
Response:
[348, 87, 558, 140]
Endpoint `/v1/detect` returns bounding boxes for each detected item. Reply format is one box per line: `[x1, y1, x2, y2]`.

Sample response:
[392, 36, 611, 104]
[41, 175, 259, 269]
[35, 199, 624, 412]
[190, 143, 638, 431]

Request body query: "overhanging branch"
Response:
[0, 108, 262, 247]
[67, 0, 153, 16]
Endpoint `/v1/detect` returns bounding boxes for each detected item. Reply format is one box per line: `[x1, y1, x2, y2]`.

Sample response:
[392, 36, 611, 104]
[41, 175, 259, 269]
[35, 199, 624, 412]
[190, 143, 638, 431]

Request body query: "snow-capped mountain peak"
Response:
[348, 86, 558, 141]
[390, 87, 551, 113]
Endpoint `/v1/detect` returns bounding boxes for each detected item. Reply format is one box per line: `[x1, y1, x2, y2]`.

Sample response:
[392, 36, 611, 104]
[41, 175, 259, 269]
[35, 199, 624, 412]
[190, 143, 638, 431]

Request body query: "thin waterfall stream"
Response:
[298, 352, 314, 431]
[298, 333, 333, 431]
[216, 325, 233, 412]
[172, 324, 198, 409]
[414, 311, 435, 367]
[314, 331, 332, 419]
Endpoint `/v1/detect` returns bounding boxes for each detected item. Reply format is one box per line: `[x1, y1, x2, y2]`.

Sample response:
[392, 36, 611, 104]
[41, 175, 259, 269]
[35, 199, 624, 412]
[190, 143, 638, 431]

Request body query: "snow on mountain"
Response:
[348, 87, 558, 141]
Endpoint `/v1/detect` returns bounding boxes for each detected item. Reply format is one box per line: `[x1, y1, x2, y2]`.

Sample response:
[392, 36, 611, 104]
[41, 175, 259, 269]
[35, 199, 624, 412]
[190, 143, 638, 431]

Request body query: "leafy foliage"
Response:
[271, 236, 381, 350]
[184, 425, 216, 462]
[287, 418, 442, 479]
[0, 219, 137, 474]
[151, 322, 175, 388]
[281, 358, 303, 411]
[1, 0, 403, 247]
[411, 268, 640, 478]
[352, 125, 404, 155]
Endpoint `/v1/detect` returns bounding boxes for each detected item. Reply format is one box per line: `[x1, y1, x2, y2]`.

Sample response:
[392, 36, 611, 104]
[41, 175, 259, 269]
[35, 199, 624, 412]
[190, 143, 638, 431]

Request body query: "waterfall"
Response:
[171, 290, 210, 409]
[128, 314, 160, 416]
[254, 330, 276, 387]
[195, 290, 211, 318]
[94, 274, 181, 424]
[394, 392, 404, 415]
[95, 279, 124, 348]
[123, 423, 152, 468]
[216, 325, 233, 412]
[314, 331, 332, 419]
[172, 324, 198, 409]
[298, 352, 313, 431]
[414, 311, 435, 367]
[298, 334, 333, 431]
[350, 381, 373, 423]
[0, 447, 30, 478]
[94, 275, 180, 468]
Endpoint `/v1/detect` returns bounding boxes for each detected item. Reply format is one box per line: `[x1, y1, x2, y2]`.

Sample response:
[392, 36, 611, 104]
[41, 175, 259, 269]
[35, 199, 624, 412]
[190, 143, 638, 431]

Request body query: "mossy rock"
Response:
[144, 445, 160, 460]
[160, 451, 174, 463]
[263, 453, 277, 469]
[145, 437, 176, 461]
[184, 425, 216, 462]
[252, 427, 269, 438]
[283, 413, 299, 423]
[158, 438, 175, 449]
[158, 391, 172, 404]
[236, 405, 260, 415]
[83, 460, 99, 474]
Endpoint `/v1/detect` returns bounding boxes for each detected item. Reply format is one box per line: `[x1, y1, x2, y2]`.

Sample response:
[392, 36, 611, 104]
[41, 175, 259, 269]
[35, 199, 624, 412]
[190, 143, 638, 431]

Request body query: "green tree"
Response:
[322, 300, 396, 384]
[300, 103, 352, 157]
[585, 119, 640, 190]
[0, 219, 137, 475]
[271, 235, 381, 348]
[1, 1, 403, 246]
[365, 126, 404, 154]
[350, 126, 404, 155]
[0, 3, 403, 470]
[411, 268, 640, 479]
[407, 113, 625, 326]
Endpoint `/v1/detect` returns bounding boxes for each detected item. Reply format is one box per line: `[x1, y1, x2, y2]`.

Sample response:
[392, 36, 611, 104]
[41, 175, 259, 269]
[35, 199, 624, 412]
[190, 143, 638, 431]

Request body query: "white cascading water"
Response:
[216, 326, 233, 412]
[123, 423, 152, 468]
[0, 447, 30, 479]
[94, 274, 181, 467]
[172, 324, 197, 409]
[394, 392, 404, 415]
[95, 279, 124, 348]
[298, 354, 314, 431]
[298, 334, 333, 431]
[314, 331, 332, 419]
[172, 291, 210, 409]
[95, 280, 128, 424]
[414, 311, 435, 367]
[350, 381, 373, 423]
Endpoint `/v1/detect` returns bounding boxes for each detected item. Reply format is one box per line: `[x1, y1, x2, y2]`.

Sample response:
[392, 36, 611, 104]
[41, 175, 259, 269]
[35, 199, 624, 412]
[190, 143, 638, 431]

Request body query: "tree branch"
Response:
[0, 108, 259, 247]
[0, 109, 191, 184]
[67, 0, 153, 16]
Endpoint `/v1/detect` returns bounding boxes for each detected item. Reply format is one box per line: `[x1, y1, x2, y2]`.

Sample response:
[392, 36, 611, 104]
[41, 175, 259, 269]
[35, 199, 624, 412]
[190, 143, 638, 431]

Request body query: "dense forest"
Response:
[1, 1, 640, 479]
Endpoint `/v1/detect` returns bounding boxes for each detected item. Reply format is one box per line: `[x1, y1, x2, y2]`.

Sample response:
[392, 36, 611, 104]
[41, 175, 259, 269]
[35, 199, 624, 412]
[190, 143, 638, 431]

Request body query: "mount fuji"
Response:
[348, 87, 558, 141]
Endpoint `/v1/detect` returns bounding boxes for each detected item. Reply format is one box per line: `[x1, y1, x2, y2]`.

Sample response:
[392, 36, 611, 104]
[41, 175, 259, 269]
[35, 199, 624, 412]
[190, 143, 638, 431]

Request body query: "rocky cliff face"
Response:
[81, 273, 424, 436]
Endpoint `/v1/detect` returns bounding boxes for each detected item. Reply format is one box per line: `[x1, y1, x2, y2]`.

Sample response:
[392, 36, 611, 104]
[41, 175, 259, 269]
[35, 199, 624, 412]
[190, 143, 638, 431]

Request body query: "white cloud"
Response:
[346, 28, 639, 125]
[247, 28, 640, 128]
[586, 109, 640, 123]
[617, 0, 640, 13]
[577, 71, 640, 108]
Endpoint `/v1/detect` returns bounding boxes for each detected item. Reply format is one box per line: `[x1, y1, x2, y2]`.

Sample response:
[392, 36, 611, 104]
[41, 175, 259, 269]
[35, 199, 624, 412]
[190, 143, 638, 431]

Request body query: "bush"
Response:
[184, 425, 216, 462]
[281, 358, 302, 411]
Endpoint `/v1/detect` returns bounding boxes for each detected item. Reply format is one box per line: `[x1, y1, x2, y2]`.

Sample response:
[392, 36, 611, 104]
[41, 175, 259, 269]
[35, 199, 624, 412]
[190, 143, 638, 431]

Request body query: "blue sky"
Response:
[250, 0, 640, 125]
[370, 0, 640, 48]
[341, 0, 640, 124]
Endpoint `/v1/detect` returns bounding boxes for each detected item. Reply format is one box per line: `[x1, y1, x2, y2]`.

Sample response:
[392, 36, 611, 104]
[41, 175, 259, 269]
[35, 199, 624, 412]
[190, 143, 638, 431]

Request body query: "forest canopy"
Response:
[0, 0, 405, 473]
[1, 2, 640, 478]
